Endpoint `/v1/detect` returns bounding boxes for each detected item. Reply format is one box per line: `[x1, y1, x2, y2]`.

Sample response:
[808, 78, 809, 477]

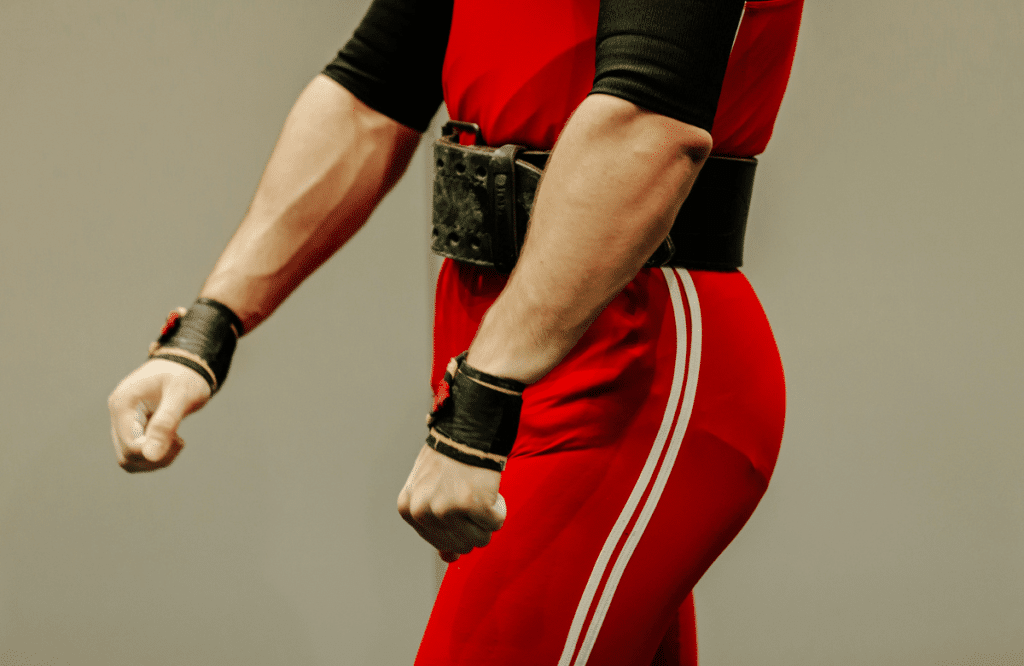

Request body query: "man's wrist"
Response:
[148, 298, 243, 394]
[465, 293, 579, 386]
[426, 353, 526, 471]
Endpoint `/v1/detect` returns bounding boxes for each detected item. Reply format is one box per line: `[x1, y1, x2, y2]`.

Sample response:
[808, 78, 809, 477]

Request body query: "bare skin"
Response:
[109, 75, 418, 471]
[397, 94, 711, 561]
[108, 77, 711, 562]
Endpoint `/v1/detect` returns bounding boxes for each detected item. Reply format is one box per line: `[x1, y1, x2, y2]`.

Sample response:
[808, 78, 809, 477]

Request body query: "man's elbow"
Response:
[582, 93, 713, 166]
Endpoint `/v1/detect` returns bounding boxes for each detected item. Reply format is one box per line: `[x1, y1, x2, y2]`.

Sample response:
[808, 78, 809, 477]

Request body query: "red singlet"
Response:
[443, 0, 804, 156]
[419, 2, 803, 664]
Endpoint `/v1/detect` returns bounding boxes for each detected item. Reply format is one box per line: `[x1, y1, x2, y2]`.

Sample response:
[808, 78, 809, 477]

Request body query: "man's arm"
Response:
[109, 75, 421, 470]
[466, 93, 711, 382]
[398, 93, 711, 560]
[199, 74, 421, 331]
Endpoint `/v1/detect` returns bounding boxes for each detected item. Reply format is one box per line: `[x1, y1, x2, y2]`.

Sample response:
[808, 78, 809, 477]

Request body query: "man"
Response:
[108, 0, 802, 663]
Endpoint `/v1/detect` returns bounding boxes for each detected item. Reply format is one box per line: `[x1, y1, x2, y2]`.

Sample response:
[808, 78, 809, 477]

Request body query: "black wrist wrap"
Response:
[148, 298, 244, 394]
[426, 352, 526, 472]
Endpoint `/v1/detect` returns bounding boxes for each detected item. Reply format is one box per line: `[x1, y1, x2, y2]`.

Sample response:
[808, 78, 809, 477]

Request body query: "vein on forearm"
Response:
[200, 75, 419, 332]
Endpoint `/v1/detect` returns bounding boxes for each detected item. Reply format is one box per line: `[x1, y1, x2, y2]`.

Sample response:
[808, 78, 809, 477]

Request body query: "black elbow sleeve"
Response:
[591, 0, 746, 131]
[322, 0, 453, 132]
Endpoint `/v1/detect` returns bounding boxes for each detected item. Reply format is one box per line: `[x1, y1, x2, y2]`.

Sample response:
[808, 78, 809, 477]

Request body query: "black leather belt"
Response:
[431, 120, 756, 273]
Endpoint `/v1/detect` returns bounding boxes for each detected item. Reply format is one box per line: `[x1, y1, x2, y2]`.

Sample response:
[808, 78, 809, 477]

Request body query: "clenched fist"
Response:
[398, 444, 507, 562]
[107, 358, 212, 472]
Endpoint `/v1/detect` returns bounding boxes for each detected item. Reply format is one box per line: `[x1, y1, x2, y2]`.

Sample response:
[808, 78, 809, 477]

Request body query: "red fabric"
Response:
[442, 0, 599, 149]
[431, 377, 451, 414]
[650, 595, 698, 666]
[442, 0, 803, 156]
[711, 0, 805, 156]
[425, 3, 798, 661]
[160, 311, 181, 337]
[416, 264, 785, 665]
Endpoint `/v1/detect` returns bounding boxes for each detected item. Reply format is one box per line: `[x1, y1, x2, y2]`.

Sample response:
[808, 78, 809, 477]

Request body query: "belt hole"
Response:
[469, 235, 480, 251]
[455, 163, 466, 175]
[447, 232, 461, 247]
[436, 158, 444, 168]
[475, 166, 487, 179]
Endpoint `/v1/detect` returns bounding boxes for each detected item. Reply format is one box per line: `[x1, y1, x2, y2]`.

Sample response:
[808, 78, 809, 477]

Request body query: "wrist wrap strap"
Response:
[148, 298, 244, 394]
[426, 352, 526, 472]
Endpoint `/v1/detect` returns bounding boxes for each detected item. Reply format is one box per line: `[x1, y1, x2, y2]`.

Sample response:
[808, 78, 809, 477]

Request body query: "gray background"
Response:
[1, 0, 1020, 664]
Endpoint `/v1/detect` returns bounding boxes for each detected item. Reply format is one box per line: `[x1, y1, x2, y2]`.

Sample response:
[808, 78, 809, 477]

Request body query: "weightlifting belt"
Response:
[431, 120, 756, 273]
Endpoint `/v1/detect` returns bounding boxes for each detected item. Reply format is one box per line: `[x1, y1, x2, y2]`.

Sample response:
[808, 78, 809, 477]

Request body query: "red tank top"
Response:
[442, 0, 803, 157]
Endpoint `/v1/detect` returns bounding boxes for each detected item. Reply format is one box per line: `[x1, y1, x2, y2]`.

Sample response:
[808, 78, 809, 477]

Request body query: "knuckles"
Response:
[396, 489, 432, 525]
[398, 494, 467, 525]
[396, 492, 410, 515]
[430, 500, 462, 522]
[107, 386, 132, 414]
[397, 449, 503, 556]
[454, 489, 478, 510]
[409, 500, 435, 525]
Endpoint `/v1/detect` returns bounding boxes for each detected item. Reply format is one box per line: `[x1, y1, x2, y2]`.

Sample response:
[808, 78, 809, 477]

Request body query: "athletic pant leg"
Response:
[650, 592, 698, 666]
[416, 263, 784, 666]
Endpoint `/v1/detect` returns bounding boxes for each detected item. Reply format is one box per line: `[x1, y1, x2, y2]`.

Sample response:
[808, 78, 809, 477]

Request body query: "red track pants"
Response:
[416, 262, 785, 666]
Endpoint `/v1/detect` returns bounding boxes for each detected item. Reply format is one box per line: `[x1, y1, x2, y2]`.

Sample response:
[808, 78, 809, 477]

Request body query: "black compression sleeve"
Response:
[323, 0, 453, 132]
[591, 0, 746, 131]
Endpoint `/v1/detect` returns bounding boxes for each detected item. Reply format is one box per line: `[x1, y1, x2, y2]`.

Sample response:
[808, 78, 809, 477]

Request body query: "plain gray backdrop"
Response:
[1, 0, 1021, 664]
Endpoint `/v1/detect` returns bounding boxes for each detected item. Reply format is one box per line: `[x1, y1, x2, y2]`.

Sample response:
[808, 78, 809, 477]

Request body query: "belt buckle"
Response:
[441, 120, 485, 146]
[488, 144, 521, 273]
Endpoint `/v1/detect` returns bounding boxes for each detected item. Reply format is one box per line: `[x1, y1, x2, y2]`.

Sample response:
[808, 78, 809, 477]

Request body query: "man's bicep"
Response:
[591, 0, 746, 132]
[322, 0, 454, 133]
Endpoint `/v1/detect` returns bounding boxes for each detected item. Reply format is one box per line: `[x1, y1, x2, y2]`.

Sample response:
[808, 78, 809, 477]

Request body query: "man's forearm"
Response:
[465, 94, 712, 384]
[199, 74, 421, 333]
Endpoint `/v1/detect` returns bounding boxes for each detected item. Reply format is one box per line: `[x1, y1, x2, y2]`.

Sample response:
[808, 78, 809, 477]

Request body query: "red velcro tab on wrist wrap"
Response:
[425, 352, 526, 471]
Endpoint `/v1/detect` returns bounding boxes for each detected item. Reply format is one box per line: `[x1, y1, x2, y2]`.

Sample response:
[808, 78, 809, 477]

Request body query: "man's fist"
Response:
[107, 358, 212, 472]
[397, 444, 506, 562]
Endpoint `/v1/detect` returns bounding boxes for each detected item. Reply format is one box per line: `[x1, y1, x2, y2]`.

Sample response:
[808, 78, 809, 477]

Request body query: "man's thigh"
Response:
[417, 268, 782, 666]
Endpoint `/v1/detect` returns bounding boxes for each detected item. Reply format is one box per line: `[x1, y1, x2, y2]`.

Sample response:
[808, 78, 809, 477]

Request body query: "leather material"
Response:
[487, 143, 522, 273]
[431, 121, 756, 273]
[431, 127, 543, 271]
[667, 154, 756, 270]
